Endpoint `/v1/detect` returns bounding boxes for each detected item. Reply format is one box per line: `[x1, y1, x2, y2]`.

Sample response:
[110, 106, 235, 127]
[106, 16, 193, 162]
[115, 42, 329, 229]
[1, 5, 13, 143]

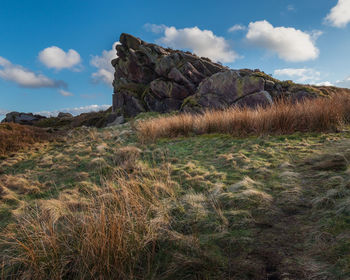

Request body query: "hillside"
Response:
[2, 33, 350, 280]
[1, 104, 350, 279]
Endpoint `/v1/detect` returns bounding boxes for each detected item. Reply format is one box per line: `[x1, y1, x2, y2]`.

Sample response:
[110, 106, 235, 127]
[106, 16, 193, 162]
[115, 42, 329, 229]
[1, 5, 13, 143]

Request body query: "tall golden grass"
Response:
[0, 123, 52, 157]
[1, 167, 175, 279]
[137, 94, 350, 142]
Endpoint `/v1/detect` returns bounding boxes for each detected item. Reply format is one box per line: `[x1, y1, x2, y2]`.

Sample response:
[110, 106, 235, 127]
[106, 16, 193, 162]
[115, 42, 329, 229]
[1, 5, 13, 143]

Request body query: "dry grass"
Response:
[1, 166, 175, 280]
[0, 123, 52, 157]
[112, 146, 142, 170]
[1, 175, 41, 195]
[137, 93, 350, 142]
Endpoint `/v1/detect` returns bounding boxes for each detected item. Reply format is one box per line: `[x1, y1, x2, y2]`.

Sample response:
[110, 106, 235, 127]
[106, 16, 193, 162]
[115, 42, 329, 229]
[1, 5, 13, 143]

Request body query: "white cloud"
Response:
[228, 24, 246, 32]
[90, 42, 119, 86]
[315, 81, 334, 86]
[0, 109, 9, 115]
[335, 76, 350, 88]
[287, 4, 295, 11]
[39, 46, 81, 70]
[274, 69, 350, 88]
[154, 26, 239, 63]
[310, 30, 323, 41]
[325, 0, 350, 28]
[274, 68, 321, 83]
[0, 56, 66, 88]
[246, 20, 320, 62]
[144, 23, 167, 33]
[35, 104, 110, 117]
[58, 89, 73, 96]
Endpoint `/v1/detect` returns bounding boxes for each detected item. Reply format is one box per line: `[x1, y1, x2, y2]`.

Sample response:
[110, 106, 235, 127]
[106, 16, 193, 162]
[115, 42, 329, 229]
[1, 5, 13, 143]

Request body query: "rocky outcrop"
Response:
[2, 112, 46, 125]
[112, 33, 226, 116]
[1, 108, 122, 128]
[111, 33, 328, 117]
[57, 112, 73, 118]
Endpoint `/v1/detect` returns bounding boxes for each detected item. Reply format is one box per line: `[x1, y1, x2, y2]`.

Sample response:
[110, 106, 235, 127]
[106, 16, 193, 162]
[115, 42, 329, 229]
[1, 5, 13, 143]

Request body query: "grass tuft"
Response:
[1, 167, 175, 279]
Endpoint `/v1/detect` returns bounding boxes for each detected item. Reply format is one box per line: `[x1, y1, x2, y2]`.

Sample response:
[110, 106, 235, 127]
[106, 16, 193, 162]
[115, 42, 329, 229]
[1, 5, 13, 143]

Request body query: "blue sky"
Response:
[1, 0, 350, 119]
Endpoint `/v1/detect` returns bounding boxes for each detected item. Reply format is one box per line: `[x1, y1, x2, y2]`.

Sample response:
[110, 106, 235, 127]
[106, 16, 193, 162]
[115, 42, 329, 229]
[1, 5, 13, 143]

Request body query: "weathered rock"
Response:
[111, 33, 329, 117]
[57, 112, 73, 118]
[150, 79, 191, 100]
[291, 90, 318, 102]
[2, 112, 46, 125]
[193, 70, 265, 109]
[112, 33, 226, 116]
[113, 91, 146, 116]
[107, 115, 125, 126]
[120, 33, 142, 50]
[180, 62, 206, 84]
[235, 91, 273, 108]
[168, 67, 196, 91]
[265, 80, 275, 92]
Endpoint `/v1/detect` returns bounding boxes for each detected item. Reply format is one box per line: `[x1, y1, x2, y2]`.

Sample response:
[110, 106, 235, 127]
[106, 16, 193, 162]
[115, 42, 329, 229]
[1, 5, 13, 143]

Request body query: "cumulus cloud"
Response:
[39, 46, 81, 70]
[228, 24, 246, 32]
[274, 68, 321, 83]
[35, 104, 110, 117]
[246, 20, 320, 62]
[151, 25, 238, 63]
[58, 89, 73, 96]
[325, 0, 350, 27]
[0, 56, 66, 88]
[90, 42, 119, 86]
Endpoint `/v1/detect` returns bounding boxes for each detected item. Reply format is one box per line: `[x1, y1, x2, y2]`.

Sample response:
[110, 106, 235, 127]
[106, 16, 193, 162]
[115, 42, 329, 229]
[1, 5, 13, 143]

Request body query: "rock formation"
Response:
[57, 112, 73, 118]
[111, 33, 326, 117]
[1, 110, 119, 128]
[2, 112, 46, 125]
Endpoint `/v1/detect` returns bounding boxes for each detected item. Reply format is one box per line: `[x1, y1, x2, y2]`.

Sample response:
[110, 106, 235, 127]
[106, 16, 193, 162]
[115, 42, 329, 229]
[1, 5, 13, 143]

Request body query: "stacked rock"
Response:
[111, 33, 323, 117]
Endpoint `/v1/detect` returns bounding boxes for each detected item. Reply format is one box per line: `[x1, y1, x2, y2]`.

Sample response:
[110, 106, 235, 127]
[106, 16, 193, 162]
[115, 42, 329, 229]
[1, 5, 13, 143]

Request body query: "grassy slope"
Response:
[0, 123, 53, 158]
[1, 123, 350, 279]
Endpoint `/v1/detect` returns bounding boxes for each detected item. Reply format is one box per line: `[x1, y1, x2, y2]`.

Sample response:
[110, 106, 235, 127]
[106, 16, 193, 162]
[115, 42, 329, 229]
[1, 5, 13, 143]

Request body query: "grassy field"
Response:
[1, 110, 350, 279]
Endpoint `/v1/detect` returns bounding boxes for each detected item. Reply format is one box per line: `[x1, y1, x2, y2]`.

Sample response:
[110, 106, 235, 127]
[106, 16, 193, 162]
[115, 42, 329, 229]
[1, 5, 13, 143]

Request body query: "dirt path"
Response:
[253, 172, 313, 279]
[254, 140, 350, 280]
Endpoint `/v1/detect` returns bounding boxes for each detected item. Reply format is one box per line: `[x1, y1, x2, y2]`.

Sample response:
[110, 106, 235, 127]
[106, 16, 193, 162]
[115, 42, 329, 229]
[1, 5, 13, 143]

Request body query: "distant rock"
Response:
[2, 112, 46, 125]
[111, 33, 328, 117]
[1, 108, 119, 129]
[57, 112, 73, 118]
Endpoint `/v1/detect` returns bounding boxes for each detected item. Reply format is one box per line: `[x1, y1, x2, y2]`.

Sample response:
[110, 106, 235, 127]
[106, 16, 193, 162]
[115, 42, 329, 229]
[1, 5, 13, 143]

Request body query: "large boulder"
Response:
[235, 91, 273, 108]
[111, 33, 331, 117]
[192, 70, 265, 109]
